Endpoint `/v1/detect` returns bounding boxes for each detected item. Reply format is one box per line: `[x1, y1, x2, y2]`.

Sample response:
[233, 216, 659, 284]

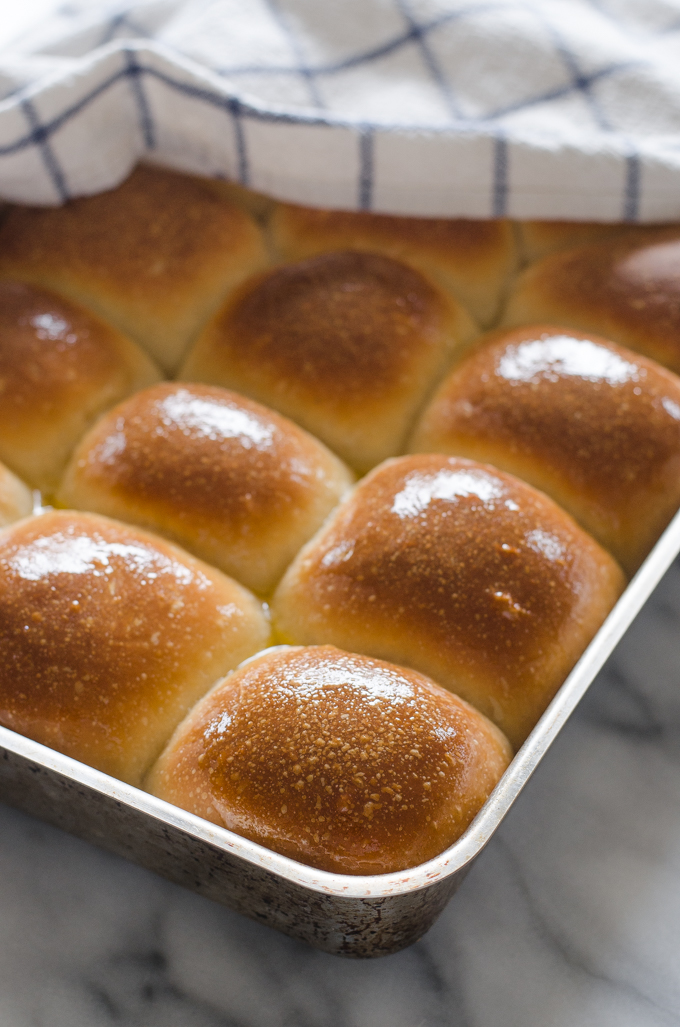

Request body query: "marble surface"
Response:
[0, 561, 679, 1027]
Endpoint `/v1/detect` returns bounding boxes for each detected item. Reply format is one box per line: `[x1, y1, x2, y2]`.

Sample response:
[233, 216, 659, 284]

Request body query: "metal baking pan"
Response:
[1, 505, 679, 958]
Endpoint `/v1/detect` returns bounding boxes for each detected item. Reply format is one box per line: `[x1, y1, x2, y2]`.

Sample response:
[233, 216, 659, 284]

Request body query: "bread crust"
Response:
[59, 383, 353, 594]
[270, 202, 517, 326]
[147, 645, 512, 875]
[0, 165, 270, 372]
[0, 510, 270, 784]
[0, 280, 161, 492]
[273, 455, 625, 748]
[409, 324, 680, 574]
[503, 227, 680, 374]
[181, 250, 477, 471]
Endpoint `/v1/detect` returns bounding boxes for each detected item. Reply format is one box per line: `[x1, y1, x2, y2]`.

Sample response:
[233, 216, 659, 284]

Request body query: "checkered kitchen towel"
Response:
[2, 0, 680, 220]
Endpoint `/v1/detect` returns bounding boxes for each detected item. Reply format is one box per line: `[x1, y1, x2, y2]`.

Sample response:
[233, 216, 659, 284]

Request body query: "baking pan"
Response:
[1, 504, 679, 958]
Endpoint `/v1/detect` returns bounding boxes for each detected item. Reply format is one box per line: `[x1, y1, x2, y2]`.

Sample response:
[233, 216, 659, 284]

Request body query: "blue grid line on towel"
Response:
[98, 11, 154, 49]
[393, 0, 464, 120]
[359, 127, 374, 210]
[3, 45, 638, 139]
[229, 97, 249, 186]
[261, 0, 325, 109]
[0, 40, 653, 220]
[20, 97, 69, 202]
[528, 3, 615, 132]
[492, 134, 508, 218]
[624, 150, 641, 222]
[124, 47, 155, 148]
[211, 3, 504, 81]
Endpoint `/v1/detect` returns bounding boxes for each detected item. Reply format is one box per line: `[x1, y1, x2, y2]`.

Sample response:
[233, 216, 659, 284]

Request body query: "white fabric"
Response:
[2, 0, 680, 219]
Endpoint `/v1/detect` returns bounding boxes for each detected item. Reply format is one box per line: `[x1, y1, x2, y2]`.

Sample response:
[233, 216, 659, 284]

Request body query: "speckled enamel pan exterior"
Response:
[1, 507, 679, 959]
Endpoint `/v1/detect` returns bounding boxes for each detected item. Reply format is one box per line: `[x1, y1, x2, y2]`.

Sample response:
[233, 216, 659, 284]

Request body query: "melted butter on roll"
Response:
[58, 383, 353, 595]
[0, 165, 269, 373]
[273, 456, 625, 749]
[0, 280, 161, 492]
[503, 228, 680, 375]
[410, 325, 680, 575]
[180, 251, 476, 472]
[147, 645, 512, 875]
[269, 202, 517, 327]
[0, 511, 270, 785]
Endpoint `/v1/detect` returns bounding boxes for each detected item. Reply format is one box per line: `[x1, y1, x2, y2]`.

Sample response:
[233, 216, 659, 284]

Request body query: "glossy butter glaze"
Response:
[273, 456, 625, 748]
[0, 165, 269, 371]
[181, 251, 475, 471]
[410, 325, 680, 574]
[0, 511, 269, 785]
[503, 228, 680, 373]
[270, 203, 517, 325]
[147, 645, 512, 875]
[59, 383, 353, 594]
[0, 280, 160, 490]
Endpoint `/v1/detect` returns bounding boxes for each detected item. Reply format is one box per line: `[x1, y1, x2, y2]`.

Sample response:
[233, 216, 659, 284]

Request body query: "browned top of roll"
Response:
[272, 203, 511, 264]
[516, 220, 632, 263]
[0, 510, 268, 784]
[148, 645, 511, 875]
[0, 165, 258, 303]
[503, 228, 680, 373]
[411, 323, 680, 509]
[270, 203, 516, 325]
[0, 166, 268, 372]
[200, 250, 452, 402]
[66, 383, 343, 524]
[0, 280, 133, 419]
[273, 456, 624, 745]
[288, 457, 588, 658]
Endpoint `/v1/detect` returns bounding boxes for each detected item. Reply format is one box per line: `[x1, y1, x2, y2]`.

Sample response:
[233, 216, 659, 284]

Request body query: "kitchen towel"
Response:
[2, 0, 680, 220]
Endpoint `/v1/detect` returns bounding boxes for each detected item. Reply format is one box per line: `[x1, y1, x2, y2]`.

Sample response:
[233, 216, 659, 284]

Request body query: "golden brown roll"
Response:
[0, 280, 161, 493]
[502, 228, 680, 374]
[147, 645, 512, 875]
[409, 325, 680, 575]
[516, 220, 632, 264]
[0, 510, 270, 785]
[273, 456, 625, 748]
[58, 383, 354, 595]
[270, 203, 518, 327]
[0, 165, 269, 372]
[0, 461, 33, 527]
[180, 251, 476, 472]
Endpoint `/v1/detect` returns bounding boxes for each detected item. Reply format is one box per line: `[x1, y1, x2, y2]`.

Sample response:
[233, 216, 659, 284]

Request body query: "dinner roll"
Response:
[502, 228, 680, 374]
[273, 456, 625, 748]
[0, 165, 269, 372]
[180, 251, 476, 472]
[0, 461, 32, 527]
[516, 220, 631, 264]
[409, 325, 680, 575]
[0, 280, 161, 493]
[0, 510, 270, 785]
[58, 383, 353, 595]
[269, 202, 517, 326]
[147, 645, 512, 875]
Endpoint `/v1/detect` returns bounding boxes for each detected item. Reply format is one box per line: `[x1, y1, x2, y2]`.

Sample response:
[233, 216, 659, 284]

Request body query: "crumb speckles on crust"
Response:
[58, 383, 353, 594]
[181, 250, 475, 470]
[148, 645, 511, 875]
[410, 325, 680, 573]
[0, 510, 269, 784]
[197, 251, 449, 402]
[503, 228, 680, 374]
[272, 455, 625, 747]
